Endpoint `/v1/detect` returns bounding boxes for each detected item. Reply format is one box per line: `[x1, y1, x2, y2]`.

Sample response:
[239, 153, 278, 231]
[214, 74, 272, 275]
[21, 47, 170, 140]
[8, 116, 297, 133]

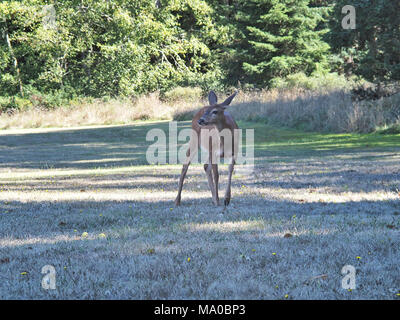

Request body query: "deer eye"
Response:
[212, 110, 218, 115]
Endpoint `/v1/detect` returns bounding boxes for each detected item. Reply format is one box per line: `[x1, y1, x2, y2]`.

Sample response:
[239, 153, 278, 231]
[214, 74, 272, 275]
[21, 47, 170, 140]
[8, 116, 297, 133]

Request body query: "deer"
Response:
[175, 90, 239, 207]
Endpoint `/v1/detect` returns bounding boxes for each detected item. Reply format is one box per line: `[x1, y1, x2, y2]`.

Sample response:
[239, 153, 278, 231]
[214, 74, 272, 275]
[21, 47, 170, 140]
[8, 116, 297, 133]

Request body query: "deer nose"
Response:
[198, 118, 205, 125]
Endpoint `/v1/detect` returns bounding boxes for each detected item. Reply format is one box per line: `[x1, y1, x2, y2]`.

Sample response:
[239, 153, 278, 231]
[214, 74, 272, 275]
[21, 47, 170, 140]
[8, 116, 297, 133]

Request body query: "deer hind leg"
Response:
[175, 144, 197, 206]
[224, 159, 235, 206]
[211, 164, 219, 204]
[204, 162, 219, 206]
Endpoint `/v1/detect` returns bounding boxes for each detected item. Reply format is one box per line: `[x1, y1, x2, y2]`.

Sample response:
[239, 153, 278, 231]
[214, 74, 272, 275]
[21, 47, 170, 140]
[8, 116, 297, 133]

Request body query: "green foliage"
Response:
[270, 72, 355, 91]
[0, 96, 32, 112]
[0, 0, 398, 113]
[225, 0, 331, 87]
[328, 0, 400, 85]
[163, 86, 203, 102]
[377, 124, 400, 135]
[0, 0, 225, 100]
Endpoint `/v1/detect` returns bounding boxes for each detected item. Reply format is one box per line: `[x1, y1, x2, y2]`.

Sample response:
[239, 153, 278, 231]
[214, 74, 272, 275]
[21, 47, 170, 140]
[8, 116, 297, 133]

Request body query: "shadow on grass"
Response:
[1, 120, 399, 169]
[0, 166, 399, 193]
[0, 196, 398, 242]
[0, 122, 187, 169]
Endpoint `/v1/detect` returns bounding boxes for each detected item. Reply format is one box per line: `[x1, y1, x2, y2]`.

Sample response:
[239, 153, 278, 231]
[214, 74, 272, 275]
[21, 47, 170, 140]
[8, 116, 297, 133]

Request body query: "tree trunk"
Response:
[5, 28, 24, 97]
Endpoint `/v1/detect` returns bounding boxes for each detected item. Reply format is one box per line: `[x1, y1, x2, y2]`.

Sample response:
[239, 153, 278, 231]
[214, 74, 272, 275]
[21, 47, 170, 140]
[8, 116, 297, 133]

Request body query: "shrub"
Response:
[0, 96, 32, 113]
[270, 72, 357, 91]
[162, 87, 203, 103]
[377, 124, 400, 135]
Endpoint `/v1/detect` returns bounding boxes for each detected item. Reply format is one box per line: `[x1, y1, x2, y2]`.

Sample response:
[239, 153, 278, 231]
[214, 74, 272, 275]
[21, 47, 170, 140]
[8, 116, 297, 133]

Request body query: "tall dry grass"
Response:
[227, 89, 400, 133]
[0, 88, 399, 133]
[171, 88, 400, 133]
[0, 93, 191, 129]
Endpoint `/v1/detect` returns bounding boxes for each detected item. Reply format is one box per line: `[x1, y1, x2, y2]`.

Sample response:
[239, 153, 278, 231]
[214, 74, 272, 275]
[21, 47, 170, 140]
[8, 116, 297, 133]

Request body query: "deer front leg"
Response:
[211, 164, 219, 204]
[204, 163, 219, 206]
[224, 159, 235, 206]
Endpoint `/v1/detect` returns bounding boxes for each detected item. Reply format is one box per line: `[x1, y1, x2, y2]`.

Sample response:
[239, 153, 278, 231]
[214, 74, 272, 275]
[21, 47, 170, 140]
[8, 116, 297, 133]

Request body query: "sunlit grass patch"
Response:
[183, 220, 266, 233]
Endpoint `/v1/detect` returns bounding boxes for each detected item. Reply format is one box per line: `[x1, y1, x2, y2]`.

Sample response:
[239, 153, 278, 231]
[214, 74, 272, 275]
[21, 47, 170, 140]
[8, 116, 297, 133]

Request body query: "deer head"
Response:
[197, 91, 238, 126]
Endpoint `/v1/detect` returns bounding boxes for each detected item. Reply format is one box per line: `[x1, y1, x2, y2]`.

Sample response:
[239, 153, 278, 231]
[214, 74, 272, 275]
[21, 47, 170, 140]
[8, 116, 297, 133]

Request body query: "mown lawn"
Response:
[0, 121, 399, 299]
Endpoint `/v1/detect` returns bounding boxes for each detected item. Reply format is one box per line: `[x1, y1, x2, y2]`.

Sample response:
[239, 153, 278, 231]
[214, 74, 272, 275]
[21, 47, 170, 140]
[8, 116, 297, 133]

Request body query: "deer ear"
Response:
[221, 90, 238, 107]
[208, 91, 218, 105]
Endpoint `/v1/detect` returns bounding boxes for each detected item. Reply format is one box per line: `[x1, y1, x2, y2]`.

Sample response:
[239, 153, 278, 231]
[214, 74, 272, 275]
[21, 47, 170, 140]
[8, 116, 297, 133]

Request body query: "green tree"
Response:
[224, 0, 331, 87]
[0, 1, 42, 96]
[328, 0, 400, 85]
[0, 0, 228, 99]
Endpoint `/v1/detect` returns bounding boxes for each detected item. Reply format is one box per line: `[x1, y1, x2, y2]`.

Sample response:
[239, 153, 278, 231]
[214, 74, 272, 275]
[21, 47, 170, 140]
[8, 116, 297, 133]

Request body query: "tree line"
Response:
[0, 0, 399, 102]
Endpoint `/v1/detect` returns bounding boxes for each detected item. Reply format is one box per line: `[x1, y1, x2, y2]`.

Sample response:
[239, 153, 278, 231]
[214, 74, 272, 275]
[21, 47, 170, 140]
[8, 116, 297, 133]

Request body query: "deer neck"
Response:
[215, 116, 228, 132]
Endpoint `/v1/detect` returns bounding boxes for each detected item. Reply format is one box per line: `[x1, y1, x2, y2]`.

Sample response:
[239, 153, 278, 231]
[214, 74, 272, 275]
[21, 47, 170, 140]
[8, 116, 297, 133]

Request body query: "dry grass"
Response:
[227, 89, 400, 133]
[0, 93, 193, 130]
[0, 121, 399, 299]
[0, 88, 399, 133]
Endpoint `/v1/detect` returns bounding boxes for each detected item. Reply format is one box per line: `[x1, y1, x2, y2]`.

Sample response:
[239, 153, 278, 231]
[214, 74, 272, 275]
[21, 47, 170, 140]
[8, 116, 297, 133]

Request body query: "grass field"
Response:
[0, 120, 399, 299]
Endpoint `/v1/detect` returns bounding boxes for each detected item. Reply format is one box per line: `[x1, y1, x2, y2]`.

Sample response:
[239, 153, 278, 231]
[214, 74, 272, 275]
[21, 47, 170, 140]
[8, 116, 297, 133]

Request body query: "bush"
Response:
[270, 72, 357, 91]
[162, 87, 203, 103]
[377, 124, 400, 135]
[173, 109, 197, 121]
[0, 96, 32, 113]
[24, 86, 79, 110]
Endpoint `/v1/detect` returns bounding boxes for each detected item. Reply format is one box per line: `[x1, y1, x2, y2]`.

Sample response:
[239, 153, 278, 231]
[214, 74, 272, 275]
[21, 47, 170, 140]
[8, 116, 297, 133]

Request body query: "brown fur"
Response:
[175, 91, 238, 206]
